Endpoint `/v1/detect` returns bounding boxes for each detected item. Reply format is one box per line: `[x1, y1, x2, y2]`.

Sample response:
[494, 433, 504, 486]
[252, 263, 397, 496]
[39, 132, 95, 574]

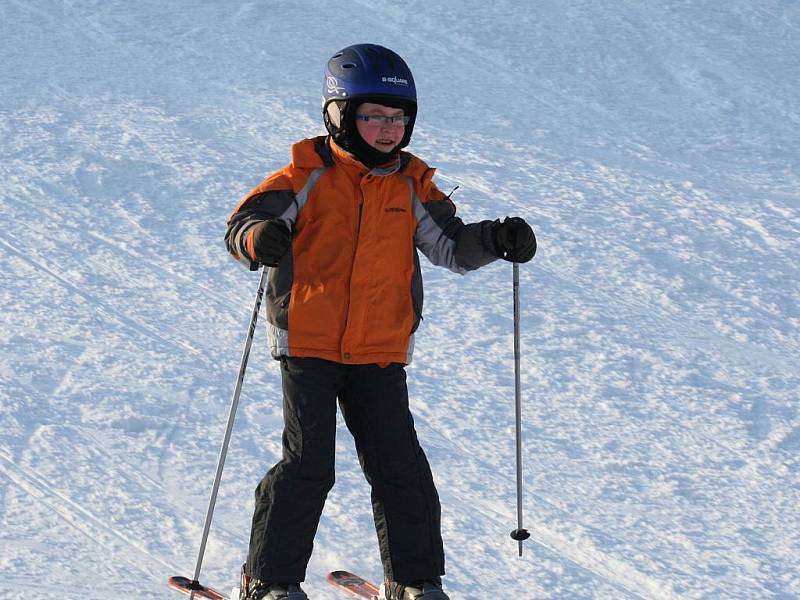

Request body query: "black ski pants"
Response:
[247, 357, 445, 584]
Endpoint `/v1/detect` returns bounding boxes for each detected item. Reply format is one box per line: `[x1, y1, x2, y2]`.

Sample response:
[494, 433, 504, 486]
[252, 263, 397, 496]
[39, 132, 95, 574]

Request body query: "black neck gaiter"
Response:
[347, 133, 398, 168]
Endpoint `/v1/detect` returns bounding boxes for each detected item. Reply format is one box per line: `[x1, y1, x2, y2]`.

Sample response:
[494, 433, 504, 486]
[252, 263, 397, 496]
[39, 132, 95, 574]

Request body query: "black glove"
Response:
[492, 217, 536, 263]
[250, 219, 292, 266]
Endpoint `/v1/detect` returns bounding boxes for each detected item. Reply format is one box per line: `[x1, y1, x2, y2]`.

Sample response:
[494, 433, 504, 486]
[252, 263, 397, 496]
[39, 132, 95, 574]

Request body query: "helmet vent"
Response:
[342, 62, 357, 69]
[332, 52, 343, 58]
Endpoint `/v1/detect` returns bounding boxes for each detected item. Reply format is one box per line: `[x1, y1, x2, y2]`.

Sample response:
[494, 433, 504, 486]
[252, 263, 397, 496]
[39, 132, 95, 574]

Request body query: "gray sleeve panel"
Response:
[291, 167, 326, 220]
[225, 188, 295, 269]
[411, 182, 500, 273]
[412, 191, 465, 274]
[224, 167, 327, 269]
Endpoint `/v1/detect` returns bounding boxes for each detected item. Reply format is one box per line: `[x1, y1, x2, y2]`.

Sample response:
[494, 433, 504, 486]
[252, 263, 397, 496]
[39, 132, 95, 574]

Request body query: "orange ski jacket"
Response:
[226, 136, 498, 365]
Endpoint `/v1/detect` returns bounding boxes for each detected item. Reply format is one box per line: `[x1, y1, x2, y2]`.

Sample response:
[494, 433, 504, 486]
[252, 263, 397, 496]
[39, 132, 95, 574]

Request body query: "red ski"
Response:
[327, 570, 382, 599]
[168, 575, 228, 600]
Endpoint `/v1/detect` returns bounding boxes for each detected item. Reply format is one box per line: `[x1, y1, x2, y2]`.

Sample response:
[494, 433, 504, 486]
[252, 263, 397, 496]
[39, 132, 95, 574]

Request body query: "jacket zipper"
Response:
[341, 185, 365, 360]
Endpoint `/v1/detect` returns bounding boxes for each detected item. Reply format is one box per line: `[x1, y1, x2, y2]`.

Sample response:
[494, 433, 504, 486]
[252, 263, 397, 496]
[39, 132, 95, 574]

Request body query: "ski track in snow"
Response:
[2, 1, 799, 599]
[0, 451, 177, 581]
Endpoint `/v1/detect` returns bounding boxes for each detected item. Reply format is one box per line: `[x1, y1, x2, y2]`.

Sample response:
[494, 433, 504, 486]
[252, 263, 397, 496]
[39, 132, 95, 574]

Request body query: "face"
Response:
[354, 102, 406, 152]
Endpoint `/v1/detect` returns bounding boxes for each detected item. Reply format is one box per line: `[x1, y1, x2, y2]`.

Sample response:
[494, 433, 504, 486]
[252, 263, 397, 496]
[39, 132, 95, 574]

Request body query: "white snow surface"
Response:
[1, 1, 799, 599]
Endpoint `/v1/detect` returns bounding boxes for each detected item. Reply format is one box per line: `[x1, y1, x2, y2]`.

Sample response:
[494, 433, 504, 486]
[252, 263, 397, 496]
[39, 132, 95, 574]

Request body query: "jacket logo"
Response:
[385, 207, 407, 213]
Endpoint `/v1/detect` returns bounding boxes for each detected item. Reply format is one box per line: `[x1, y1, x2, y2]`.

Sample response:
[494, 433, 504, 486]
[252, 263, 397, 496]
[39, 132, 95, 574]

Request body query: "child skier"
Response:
[225, 43, 536, 600]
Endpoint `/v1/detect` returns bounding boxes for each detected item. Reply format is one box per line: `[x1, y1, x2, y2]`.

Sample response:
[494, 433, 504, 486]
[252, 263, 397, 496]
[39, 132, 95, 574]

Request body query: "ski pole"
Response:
[509, 262, 530, 556]
[188, 265, 269, 599]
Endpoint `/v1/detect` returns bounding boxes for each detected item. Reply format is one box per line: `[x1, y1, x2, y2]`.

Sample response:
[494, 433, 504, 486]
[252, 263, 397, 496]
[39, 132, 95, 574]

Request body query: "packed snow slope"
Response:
[1, 1, 799, 599]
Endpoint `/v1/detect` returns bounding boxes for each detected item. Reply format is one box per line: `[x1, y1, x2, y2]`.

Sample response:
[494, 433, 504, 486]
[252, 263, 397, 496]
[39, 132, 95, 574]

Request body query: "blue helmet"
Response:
[323, 44, 417, 106]
[323, 44, 418, 163]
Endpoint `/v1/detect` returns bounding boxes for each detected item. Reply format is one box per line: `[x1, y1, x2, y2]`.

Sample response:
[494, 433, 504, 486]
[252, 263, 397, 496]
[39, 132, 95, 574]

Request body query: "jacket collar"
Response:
[328, 138, 401, 177]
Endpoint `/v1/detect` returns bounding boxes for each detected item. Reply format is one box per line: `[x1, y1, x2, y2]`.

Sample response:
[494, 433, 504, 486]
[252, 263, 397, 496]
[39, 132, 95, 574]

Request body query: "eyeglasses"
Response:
[354, 114, 410, 128]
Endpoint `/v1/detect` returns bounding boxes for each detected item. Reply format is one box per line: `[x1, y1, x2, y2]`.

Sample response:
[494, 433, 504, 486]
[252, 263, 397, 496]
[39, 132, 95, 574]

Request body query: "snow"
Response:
[1, 1, 799, 598]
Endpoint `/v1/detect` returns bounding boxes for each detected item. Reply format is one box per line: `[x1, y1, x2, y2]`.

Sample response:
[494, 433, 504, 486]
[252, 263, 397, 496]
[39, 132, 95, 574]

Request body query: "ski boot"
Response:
[238, 565, 308, 600]
[248, 582, 308, 600]
[383, 578, 450, 600]
[247, 581, 308, 600]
